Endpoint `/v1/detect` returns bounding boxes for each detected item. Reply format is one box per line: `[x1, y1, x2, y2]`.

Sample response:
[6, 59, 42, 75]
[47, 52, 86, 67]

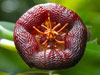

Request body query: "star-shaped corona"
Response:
[33, 13, 68, 47]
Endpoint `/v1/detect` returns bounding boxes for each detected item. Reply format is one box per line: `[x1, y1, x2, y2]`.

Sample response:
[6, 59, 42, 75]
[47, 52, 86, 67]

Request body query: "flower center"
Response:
[33, 13, 68, 49]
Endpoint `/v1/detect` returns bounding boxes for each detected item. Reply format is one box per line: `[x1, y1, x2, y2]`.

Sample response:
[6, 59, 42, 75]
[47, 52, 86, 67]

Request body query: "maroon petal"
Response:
[14, 3, 87, 70]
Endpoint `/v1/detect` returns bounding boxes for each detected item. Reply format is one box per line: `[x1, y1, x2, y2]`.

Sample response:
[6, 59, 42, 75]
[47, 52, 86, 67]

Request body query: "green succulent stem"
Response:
[49, 71, 59, 75]
[0, 39, 16, 51]
[8, 74, 16, 75]
[0, 25, 13, 40]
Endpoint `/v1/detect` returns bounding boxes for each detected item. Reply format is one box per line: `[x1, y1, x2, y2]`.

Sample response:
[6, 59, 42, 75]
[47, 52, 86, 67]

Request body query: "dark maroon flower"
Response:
[14, 3, 87, 70]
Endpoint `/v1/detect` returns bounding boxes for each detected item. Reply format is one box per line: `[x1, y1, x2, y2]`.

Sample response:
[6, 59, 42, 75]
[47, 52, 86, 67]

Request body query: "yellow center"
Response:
[33, 13, 68, 45]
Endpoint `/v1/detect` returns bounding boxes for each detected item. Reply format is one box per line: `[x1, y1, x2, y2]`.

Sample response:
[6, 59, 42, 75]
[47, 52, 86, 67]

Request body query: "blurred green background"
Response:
[0, 0, 100, 75]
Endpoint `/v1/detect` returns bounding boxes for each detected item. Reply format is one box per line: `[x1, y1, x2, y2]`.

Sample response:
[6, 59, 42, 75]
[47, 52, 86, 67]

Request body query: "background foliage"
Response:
[0, 0, 100, 75]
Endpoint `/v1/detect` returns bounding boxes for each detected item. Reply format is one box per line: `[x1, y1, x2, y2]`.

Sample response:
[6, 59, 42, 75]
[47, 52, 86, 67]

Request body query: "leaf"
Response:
[0, 47, 30, 74]
[86, 39, 100, 51]
[56, 0, 85, 11]
[0, 21, 15, 31]
[0, 25, 13, 40]
[33, 0, 47, 5]
[0, 21, 15, 40]
[0, 72, 8, 75]
[53, 40, 100, 75]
